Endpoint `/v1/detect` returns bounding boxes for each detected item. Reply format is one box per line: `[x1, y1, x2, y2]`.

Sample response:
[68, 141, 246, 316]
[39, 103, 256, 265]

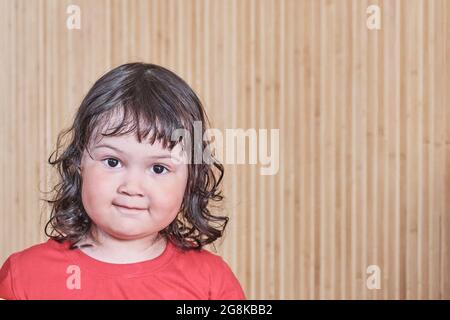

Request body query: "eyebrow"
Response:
[93, 143, 177, 161]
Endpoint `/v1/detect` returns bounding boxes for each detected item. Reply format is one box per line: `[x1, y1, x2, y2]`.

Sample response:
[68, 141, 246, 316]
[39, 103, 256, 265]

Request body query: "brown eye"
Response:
[103, 158, 121, 168]
[152, 164, 168, 174]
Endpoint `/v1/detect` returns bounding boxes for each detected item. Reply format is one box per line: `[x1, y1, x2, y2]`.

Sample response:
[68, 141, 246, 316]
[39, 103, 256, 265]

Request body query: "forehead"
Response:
[92, 134, 168, 152]
[89, 108, 149, 142]
[85, 106, 189, 163]
[88, 132, 188, 164]
[90, 109, 146, 141]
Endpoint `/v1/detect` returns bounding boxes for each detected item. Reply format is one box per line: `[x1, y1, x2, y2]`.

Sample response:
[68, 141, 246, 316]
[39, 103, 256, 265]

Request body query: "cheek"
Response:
[152, 176, 187, 212]
[81, 167, 115, 213]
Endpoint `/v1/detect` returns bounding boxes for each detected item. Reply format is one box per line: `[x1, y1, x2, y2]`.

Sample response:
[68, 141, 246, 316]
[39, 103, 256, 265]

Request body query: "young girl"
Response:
[0, 62, 246, 300]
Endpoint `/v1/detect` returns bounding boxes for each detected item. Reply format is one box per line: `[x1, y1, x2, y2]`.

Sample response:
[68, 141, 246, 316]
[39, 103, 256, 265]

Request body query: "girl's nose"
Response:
[117, 169, 145, 197]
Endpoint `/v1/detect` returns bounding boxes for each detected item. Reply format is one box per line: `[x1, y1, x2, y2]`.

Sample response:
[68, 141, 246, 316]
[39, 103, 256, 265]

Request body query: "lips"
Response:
[114, 203, 146, 210]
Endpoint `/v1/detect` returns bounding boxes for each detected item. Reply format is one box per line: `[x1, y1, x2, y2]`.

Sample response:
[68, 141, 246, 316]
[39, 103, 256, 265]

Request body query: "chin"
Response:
[104, 227, 150, 240]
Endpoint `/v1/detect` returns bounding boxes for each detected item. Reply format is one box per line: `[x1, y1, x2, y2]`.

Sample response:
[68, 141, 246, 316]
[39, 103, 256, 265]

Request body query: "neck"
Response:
[77, 227, 167, 264]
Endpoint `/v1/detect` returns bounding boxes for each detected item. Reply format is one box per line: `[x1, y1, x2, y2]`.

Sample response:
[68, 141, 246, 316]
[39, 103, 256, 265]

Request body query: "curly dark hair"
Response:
[43, 62, 228, 251]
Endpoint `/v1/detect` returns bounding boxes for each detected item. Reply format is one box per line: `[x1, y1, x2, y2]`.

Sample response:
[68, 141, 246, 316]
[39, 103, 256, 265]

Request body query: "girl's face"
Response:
[79, 133, 188, 241]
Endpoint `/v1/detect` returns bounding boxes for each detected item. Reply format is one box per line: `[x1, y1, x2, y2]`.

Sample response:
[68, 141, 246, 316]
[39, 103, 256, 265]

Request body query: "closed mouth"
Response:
[114, 204, 146, 211]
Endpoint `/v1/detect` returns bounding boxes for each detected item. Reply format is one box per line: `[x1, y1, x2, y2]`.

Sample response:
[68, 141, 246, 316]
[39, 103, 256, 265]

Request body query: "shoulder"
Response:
[169, 243, 236, 281]
[171, 244, 246, 299]
[172, 243, 229, 271]
[0, 239, 69, 299]
[3, 239, 70, 276]
[11, 239, 65, 256]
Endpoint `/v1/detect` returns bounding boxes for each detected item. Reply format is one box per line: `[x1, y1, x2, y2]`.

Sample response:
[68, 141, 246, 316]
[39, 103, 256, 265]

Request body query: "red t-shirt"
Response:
[0, 239, 246, 300]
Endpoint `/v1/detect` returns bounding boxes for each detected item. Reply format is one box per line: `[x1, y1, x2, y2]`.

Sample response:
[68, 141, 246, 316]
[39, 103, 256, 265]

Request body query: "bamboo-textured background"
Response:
[0, 0, 449, 299]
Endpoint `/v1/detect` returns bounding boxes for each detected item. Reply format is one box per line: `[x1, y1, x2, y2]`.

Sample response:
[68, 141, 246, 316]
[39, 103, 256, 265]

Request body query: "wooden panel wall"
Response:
[0, 0, 449, 299]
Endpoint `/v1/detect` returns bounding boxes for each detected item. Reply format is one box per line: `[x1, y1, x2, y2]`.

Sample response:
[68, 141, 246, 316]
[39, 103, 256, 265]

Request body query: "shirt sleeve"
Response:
[0, 255, 18, 300]
[209, 257, 246, 300]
